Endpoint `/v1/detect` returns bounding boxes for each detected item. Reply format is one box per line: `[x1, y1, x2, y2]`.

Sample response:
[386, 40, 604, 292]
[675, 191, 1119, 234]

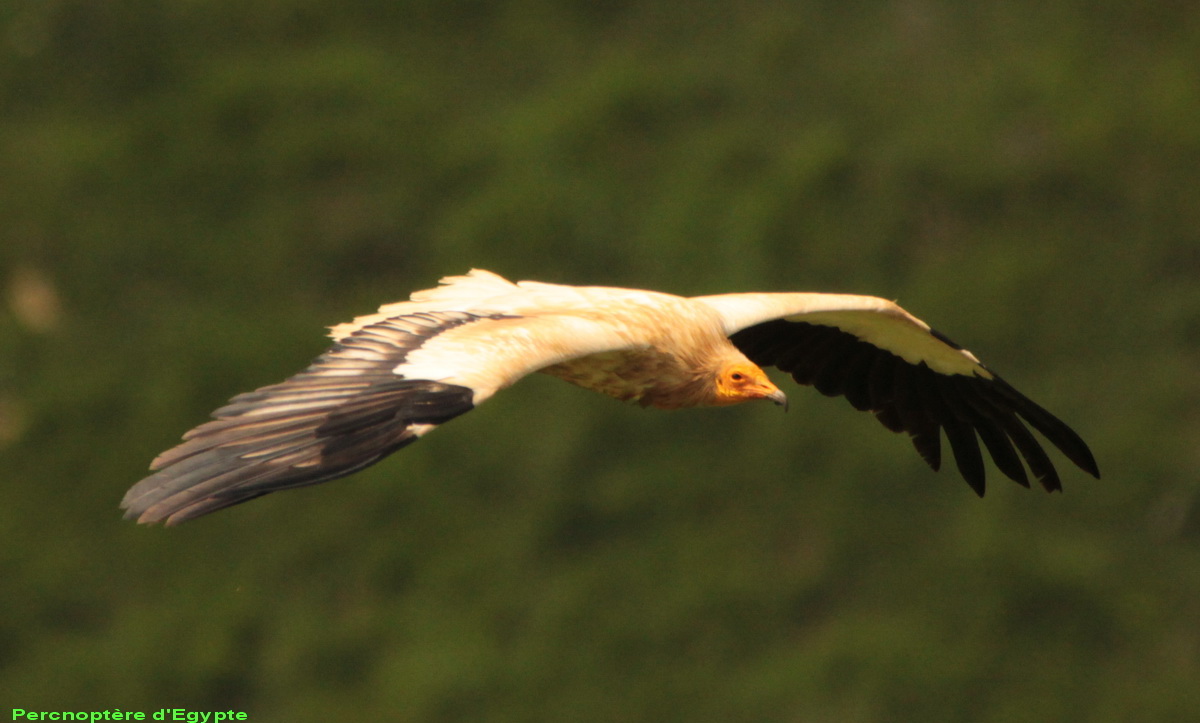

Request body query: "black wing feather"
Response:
[729, 319, 1099, 495]
[836, 347, 874, 411]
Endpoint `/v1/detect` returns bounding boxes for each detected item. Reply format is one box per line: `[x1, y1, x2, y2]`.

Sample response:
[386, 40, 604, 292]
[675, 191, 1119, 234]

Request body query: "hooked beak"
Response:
[764, 386, 789, 411]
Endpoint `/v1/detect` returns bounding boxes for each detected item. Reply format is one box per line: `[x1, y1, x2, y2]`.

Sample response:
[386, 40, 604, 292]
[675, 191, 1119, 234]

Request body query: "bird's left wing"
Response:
[693, 292, 1099, 494]
[122, 310, 630, 525]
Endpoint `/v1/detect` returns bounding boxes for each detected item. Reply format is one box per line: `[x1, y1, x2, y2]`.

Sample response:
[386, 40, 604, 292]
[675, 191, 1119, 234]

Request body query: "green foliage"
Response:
[2, 0, 1198, 721]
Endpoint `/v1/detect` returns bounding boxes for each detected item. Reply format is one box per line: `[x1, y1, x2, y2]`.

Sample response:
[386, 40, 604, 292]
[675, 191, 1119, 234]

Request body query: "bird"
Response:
[122, 269, 1099, 525]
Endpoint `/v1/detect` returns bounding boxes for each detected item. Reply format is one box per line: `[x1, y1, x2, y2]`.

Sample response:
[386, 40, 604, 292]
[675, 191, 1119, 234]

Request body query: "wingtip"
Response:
[120, 505, 161, 527]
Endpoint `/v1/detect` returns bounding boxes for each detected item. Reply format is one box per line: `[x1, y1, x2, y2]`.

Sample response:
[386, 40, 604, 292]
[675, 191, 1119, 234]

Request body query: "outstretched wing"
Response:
[694, 293, 1100, 494]
[122, 310, 630, 525]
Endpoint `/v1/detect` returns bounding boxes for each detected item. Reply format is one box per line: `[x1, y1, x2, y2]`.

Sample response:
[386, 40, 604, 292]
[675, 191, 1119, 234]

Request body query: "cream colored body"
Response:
[328, 269, 988, 408]
[330, 271, 778, 408]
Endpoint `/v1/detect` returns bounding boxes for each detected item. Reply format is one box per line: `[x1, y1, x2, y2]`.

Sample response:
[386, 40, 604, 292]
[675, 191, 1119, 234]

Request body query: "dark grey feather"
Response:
[122, 312, 493, 525]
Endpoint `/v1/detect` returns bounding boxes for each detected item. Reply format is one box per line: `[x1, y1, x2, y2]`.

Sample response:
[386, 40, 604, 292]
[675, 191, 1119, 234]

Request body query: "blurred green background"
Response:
[2, 1, 1198, 721]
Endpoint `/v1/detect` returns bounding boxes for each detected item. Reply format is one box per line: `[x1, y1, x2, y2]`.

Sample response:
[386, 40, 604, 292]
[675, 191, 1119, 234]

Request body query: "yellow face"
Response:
[713, 362, 788, 408]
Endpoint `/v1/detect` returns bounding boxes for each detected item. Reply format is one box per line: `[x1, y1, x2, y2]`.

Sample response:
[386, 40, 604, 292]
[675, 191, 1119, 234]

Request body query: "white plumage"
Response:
[122, 269, 1098, 525]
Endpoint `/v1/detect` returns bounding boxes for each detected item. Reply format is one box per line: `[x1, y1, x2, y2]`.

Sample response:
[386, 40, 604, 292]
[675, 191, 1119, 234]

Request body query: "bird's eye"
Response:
[730, 372, 745, 381]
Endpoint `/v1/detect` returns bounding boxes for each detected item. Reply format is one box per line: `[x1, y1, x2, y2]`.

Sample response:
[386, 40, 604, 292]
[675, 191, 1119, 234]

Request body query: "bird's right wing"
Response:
[694, 292, 1099, 495]
[121, 310, 632, 525]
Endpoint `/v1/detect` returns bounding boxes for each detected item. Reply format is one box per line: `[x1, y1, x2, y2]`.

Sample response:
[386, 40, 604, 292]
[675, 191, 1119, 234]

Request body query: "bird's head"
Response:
[712, 361, 788, 409]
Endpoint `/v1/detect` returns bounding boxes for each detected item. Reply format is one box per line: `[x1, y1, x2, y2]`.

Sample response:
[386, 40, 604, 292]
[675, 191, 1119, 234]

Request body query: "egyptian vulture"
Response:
[122, 269, 1099, 525]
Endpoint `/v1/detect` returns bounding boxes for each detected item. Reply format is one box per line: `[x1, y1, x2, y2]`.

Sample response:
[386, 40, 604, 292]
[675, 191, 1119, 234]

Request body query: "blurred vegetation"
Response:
[2, 0, 1198, 721]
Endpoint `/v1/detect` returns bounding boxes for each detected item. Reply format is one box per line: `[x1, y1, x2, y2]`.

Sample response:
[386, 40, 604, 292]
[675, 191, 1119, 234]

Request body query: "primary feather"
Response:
[122, 269, 1098, 525]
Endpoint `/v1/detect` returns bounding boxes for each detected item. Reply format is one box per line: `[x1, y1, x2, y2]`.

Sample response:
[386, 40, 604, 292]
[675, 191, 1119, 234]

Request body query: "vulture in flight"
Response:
[122, 270, 1099, 525]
